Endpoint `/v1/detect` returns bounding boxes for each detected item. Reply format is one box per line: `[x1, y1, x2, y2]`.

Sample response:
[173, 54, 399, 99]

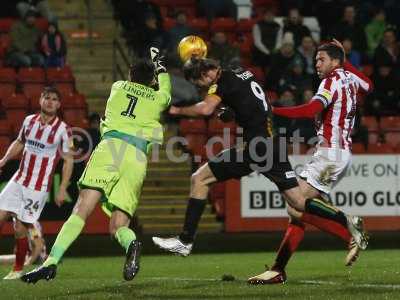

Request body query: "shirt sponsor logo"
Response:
[285, 171, 296, 179]
[26, 139, 45, 149]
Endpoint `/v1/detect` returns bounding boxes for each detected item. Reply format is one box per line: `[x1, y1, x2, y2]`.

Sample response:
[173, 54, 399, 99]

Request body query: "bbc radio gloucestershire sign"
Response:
[241, 155, 400, 217]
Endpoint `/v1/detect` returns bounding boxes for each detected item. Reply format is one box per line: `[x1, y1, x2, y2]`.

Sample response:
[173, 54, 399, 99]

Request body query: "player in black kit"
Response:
[152, 58, 366, 284]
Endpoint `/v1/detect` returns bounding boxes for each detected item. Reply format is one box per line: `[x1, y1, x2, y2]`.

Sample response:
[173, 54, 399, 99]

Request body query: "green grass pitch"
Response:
[0, 250, 399, 299]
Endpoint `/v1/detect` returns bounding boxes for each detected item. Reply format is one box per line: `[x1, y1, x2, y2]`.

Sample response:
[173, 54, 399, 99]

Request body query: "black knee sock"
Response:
[179, 198, 207, 244]
[305, 198, 348, 227]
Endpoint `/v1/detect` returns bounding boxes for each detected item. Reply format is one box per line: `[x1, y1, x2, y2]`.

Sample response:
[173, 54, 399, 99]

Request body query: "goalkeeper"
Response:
[21, 48, 171, 283]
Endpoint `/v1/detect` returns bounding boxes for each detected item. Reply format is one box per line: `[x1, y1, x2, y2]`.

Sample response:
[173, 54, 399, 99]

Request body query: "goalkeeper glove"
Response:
[150, 47, 167, 74]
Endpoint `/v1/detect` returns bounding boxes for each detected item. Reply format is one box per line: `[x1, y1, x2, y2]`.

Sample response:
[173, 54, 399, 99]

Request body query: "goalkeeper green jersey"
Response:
[101, 73, 171, 144]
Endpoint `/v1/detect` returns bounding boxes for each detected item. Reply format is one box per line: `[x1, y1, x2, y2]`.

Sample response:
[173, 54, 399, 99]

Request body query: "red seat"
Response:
[6, 109, 27, 128]
[0, 18, 15, 33]
[384, 132, 400, 148]
[54, 82, 75, 97]
[22, 83, 46, 100]
[205, 133, 235, 157]
[361, 64, 373, 77]
[239, 33, 253, 57]
[46, 66, 74, 83]
[2, 93, 28, 109]
[237, 18, 256, 33]
[0, 67, 17, 82]
[351, 143, 366, 154]
[163, 18, 177, 31]
[246, 66, 265, 86]
[18, 67, 46, 83]
[266, 90, 278, 103]
[210, 18, 237, 32]
[361, 116, 379, 131]
[165, 0, 195, 5]
[184, 133, 207, 157]
[187, 18, 209, 33]
[208, 117, 237, 135]
[366, 143, 394, 154]
[380, 116, 400, 131]
[179, 118, 207, 135]
[35, 18, 49, 32]
[63, 109, 87, 126]
[0, 83, 16, 99]
[0, 34, 11, 59]
[0, 120, 11, 136]
[62, 93, 87, 109]
[209, 182, 226, 218]
[0, 135, 11, 156]
[368, 132, 379, 144]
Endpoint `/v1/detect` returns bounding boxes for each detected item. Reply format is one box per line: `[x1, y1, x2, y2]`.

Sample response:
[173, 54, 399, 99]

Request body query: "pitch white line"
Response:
[300, 280, 400, 289]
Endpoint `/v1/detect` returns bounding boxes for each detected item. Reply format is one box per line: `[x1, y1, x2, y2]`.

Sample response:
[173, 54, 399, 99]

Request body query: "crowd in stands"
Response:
[111, 0, 400, 154]
[0, 1, 95, 161]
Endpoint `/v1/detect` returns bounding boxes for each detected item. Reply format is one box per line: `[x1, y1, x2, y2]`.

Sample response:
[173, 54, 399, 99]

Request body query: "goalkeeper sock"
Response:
[301, 212, 351, 242]
[43, 214, 85, 267]
[179, 198, 206, 244]
[115, 226, 136, 253]
[305, 198, 348, 227]
[272, 222, 305, 271]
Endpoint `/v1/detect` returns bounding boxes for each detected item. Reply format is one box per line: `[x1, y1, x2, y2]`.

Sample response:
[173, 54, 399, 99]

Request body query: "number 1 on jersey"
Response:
[121, 94, 138, 118]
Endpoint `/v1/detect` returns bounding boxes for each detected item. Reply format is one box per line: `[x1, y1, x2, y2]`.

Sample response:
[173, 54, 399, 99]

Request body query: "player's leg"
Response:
[12, 220, 29, 272]
[153, 163, 217, 255]
[21, 189, 101, 284]
[110, 209, 141, 280]
[43, 189, 101, 267]
[153, 147, 250, 255]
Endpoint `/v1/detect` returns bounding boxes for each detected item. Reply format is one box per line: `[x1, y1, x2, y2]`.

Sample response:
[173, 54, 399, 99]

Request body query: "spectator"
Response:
[197, 0, 237, 21]
[332, 5, 368, 54]
[16, 0, 56, 22]
[351, 109, 369, 149]
[112, 0, 162, 35]
[297, 35, 316, 76]
[167, 11, 196, 54]
[273, 87, 296, 137]
[366, 63, 400, 115]
[267, 32, 304, 91]
[6, 10, 44, 67]
[282, 8, 311, 47]
[133, 13, 168, 58]
[252, 8, 282, 69]
[292, 88, 317, 143]
[343, 38, 361, 69]
[279, 56, 312, 99]
[314, 0, 344, 40]
[365, 9, 387, 58]
[208, 32, 240, 68]
[41, 22, 67, 67]
[373, 28, 399, 71]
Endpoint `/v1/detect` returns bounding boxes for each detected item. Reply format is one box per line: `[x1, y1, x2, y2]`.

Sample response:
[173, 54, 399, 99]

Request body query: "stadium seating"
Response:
[209, 182, 226, 218]
[380, 116, 400, 131]
[179, 118, 207, 135]
[46, 66, 74, 83]
[384, 132, 400, 148]
[208, 116, 237, 135]
[0, 67, 17, 82]
[237, 18, 256, 34]
[0, 18, 14, 33]
[18, 67, 46, 83]
[351, 143, 366, 154]
[184, 133, 207, 157]
[63, 108, 88, 127]
[54, 82, 75, 97]
[210, 18, 237, 33]
[367, 143, 394, 154]
[0, 119, 11, 136]
[0, 135, 10, 156]
[22, 83, 46, 100]
[1, 93, 28, 109]
[62, 93, 87, 109]
[6, 109, 27, 128]
[187, 18, 209, 35]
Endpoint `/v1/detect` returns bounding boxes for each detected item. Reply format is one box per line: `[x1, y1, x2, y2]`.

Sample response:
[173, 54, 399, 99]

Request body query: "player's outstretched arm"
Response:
[0, 139, 24, 172]
[169, 94, 222, 117]
[272, 100, 324, 119]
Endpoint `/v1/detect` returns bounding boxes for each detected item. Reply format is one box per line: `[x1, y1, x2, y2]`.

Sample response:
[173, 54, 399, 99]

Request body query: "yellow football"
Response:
[177, 35, 208, 63]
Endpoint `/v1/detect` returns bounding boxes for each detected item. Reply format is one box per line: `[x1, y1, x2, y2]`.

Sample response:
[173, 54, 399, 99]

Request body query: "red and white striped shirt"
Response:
[313, 63, 373, 149]
[13, 114, 71, 192]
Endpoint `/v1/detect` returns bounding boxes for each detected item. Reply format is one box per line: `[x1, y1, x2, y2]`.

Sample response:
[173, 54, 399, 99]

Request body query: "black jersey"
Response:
[208, 67, 273, 140]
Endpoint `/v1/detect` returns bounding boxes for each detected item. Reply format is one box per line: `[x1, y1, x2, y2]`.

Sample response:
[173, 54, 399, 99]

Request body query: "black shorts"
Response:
[208, 136, 298, 191]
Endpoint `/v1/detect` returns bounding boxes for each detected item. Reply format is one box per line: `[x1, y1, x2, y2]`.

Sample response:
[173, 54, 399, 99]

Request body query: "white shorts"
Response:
[0, 180, 48, 224]
[300, 147, 351, 195]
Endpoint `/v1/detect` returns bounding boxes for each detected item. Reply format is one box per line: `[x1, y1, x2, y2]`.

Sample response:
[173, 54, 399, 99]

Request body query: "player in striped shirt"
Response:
[248, 40, 373, 284]
[0, 86, 73, 279]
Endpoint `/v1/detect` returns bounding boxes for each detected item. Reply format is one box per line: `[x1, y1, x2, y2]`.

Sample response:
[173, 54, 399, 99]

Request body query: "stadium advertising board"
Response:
[223, 155, 400, 232]
[241, 155, 400, 217]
